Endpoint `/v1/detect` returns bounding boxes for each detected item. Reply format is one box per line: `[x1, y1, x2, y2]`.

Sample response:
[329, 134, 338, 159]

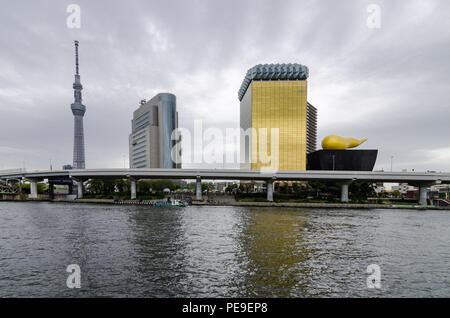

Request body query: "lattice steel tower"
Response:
[71, 40, 86, 169]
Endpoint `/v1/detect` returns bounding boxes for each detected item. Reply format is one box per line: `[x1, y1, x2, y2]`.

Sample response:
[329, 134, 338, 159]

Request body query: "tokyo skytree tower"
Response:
[71, 40, 86, 169]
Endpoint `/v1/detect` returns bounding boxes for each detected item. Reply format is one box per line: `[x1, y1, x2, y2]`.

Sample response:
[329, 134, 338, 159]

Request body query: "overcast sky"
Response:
[0, 0, 449, 172]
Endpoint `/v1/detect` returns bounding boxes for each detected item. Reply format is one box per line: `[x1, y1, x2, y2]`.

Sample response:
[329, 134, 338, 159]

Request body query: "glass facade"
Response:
[249, 80, 308, 171]
[159, 94, 177, 169]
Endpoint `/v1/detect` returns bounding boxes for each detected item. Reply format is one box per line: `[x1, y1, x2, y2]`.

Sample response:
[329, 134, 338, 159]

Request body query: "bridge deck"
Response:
[1, 168, 449, 184]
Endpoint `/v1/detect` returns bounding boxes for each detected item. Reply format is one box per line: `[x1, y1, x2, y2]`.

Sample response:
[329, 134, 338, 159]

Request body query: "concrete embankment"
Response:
[2, 197, 449, 210]
[191, 201, 445, 210]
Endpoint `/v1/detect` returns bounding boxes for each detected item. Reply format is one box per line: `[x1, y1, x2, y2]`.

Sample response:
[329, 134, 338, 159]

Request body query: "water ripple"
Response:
[0, 202, 449, 297]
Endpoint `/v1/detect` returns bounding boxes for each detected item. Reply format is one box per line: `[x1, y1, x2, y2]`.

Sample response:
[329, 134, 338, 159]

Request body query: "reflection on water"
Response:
[233, 208, 310, 297]
[0, 202, 449, 297]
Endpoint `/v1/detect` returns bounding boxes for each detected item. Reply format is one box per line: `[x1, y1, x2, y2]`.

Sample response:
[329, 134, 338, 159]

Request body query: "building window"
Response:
[134, 159, 147, 166]
[133, 150, 146, 157]
[133, 154, 146, 161]
[135, 112, 149, 124]
[133, 140, 146, 147]
[135, 122, 149, 132]
[133, 144, 147, 152]
[133, 134, 146, 143]
[152, 106, 159, 126]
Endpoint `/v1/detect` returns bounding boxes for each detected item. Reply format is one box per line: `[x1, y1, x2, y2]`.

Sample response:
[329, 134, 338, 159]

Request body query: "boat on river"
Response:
[155, 199, 188, 207]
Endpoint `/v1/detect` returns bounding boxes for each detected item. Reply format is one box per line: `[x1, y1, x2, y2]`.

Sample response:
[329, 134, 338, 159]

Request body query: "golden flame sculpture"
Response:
[322, 135, 368, 150]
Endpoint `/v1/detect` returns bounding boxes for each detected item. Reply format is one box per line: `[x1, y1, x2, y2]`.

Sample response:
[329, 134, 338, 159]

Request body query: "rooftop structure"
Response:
[238, 63, 309, 101]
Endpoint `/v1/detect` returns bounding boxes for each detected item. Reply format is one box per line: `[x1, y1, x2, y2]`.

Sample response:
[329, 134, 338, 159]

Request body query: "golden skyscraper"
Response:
[239, 64, 316, 171]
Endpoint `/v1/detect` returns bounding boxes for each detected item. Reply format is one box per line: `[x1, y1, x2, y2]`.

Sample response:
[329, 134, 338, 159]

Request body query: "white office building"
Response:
[129, 93, 181, 168]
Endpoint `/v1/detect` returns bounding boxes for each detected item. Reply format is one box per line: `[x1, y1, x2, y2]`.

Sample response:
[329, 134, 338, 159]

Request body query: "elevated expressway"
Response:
[1, 168, 449, 205]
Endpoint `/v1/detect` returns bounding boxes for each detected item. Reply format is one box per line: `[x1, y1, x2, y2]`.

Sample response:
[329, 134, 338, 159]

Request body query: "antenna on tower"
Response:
[74, 40, 79, 75]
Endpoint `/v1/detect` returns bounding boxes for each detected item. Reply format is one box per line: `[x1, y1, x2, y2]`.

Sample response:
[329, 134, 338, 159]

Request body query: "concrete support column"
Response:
[413, 182, 437, 206]
[49, 183, 55, 200]
[418, 185, 428, 206]
[340, 181, 353, 203]
[29, 180, 38, 199]
[131, 179, 137, 200]
[267, 179, 274, 202]
[77, 181, 83, 199]
[341, 184, 349, 203]
[196, 176, 202, 200]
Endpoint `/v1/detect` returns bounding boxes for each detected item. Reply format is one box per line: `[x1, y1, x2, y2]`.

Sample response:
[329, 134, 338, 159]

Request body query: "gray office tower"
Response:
[129, 93, 181, 168]
[71, 40, 86, 169]
[306, 102, 317, 154]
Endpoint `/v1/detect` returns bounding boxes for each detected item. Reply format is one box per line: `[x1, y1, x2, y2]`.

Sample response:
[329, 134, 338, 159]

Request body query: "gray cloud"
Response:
[0, 0, 449, 172]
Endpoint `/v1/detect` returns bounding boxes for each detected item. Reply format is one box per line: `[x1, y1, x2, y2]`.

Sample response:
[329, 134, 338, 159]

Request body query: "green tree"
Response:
[240, 181, 255, 193]
[202, 182, 215, 191]
[86, 179, 103, 194]
[86, 179, 131, 194]
[350, 181, 376, 202]
[226, 184, 238, 193]
[307, 181, 340, 200]
[21, 183, 47, 194]
[102, 179, 116, 194]
[392, 190, 401, 198]
[138, 179, 177, 193]
[115, 179, 130, 193]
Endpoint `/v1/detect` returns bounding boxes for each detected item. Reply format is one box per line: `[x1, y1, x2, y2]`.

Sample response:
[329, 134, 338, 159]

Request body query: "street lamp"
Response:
[390, 156, 394, 172]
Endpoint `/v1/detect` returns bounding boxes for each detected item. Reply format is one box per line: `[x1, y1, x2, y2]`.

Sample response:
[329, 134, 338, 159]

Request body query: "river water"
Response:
[0, 202, 449, 297]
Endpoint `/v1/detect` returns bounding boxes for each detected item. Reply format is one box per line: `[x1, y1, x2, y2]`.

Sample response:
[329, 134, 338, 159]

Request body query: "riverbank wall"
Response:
[1, 197, 449, 210]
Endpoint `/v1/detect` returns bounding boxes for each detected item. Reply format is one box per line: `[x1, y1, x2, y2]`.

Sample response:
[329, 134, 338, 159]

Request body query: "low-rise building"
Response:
[391, 183, 416, 194]
[373, 182, 385, 194]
